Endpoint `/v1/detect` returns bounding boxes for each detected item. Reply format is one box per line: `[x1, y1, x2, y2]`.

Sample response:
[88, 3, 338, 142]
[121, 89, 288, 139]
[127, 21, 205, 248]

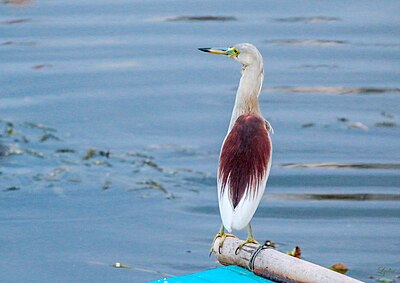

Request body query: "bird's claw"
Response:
[210, 232, 236, 255]
[235, 238, 259, 255]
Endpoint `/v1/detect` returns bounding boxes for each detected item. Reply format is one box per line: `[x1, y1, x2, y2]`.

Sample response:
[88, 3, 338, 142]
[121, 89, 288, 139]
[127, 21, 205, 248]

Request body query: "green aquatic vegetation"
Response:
[22, 148, 44, 158]
[4, 122, 17, 136]
[0, 118, 203, 198]
[82, 149, 96, 160]
[376, 278, 395, 283]
[142, 159, 163, 172]
[139, 179, 175, 199]
[56, 148, 76, 153]
[39, 133, 61, 142]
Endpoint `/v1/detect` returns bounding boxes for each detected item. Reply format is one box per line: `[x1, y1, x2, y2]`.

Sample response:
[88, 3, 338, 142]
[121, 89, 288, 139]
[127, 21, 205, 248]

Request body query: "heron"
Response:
[198, 43, 273, 253]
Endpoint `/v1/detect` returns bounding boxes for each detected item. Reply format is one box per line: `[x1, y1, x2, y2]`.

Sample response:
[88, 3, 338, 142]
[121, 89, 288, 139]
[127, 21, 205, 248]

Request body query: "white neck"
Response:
[228, 63, 264, 131]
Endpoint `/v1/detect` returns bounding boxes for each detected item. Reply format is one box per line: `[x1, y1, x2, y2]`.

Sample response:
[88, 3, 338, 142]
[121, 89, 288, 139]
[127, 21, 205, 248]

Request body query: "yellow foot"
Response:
[210, 232, 236, 255]
[235, 238, 259, 255]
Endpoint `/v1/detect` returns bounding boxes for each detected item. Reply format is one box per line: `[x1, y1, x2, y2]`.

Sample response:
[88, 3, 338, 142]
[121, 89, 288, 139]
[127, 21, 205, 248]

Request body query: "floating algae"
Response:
[138, 179, 175, 199]
[39, 133, 61, 142]
[142, 159, 163, 172]
[375, 121, 397, 128]
[82, 149, 96, 160]
[1, 118, 207, 197]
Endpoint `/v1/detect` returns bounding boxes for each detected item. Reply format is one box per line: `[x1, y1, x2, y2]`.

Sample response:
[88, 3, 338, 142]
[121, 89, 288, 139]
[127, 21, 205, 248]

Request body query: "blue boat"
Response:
[149, 265, 274, 283]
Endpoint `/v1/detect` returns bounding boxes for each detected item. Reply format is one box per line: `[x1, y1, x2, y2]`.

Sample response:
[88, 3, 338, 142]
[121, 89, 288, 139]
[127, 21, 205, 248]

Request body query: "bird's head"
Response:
[198, 43, 263, 68]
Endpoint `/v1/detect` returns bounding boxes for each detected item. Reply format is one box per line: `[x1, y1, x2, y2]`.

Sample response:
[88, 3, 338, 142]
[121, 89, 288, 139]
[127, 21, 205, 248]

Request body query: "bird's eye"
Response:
[234, 48, 239, 54]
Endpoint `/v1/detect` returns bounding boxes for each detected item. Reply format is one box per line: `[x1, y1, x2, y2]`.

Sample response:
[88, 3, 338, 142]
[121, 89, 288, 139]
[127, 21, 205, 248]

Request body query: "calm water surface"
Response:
[1, 1, 399, 282]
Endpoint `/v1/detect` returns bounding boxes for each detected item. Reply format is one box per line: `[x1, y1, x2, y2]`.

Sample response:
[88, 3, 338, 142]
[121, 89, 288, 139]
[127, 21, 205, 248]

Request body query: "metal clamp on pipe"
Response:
[248, 240, 275, 271]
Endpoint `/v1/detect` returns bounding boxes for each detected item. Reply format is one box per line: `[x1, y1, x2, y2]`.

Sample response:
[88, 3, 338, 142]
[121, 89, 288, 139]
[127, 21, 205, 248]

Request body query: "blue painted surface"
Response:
[149, 266, 274, 283]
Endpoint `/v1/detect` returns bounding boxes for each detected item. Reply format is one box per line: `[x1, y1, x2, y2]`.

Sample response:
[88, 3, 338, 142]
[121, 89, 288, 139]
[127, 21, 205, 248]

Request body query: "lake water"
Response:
[1, 1, 399, 282]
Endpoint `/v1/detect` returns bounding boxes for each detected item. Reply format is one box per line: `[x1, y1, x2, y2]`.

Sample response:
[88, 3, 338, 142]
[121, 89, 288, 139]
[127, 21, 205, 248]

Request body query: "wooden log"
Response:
[212, 236, 364, 283]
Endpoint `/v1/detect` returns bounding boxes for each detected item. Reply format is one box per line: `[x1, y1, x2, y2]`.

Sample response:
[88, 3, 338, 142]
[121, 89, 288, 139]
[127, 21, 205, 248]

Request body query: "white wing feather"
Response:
[217, 148, 272, 232]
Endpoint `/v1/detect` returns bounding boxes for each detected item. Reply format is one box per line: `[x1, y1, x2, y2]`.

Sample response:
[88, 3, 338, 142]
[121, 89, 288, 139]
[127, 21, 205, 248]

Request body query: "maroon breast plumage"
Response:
[218, 114, 272, 209]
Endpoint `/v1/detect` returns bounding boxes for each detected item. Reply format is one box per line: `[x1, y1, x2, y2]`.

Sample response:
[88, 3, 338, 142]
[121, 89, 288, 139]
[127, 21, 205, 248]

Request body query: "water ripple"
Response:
[267, 86, 400, 95]
[162, 16, 237, 22]
[267, 193, 400, 201]
[273, 16, 340, 23]
[264, 39, 346, 46]
[279, 163, 400, 170]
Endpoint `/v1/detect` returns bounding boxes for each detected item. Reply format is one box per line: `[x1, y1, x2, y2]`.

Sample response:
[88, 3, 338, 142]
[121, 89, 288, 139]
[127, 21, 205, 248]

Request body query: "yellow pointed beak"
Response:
[198, 47, 234, 57]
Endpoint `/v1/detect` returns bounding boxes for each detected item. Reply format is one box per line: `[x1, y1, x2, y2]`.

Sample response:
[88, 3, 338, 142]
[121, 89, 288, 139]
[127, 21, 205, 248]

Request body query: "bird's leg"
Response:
[235, 223, 259, 255]
[210, 225, 236, 255]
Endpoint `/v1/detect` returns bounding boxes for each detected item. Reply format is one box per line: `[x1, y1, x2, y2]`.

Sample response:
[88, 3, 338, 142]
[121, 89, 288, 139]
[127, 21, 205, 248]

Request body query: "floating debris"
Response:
[112, 262, 132, 269]
[165, 15, 237, 22]
[375, 121, 397, 128]
[99, 150, 110, 158]
[108, 261, 173, 276]
[329, 263, 348, 274]
[286, 246, 301, 258]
